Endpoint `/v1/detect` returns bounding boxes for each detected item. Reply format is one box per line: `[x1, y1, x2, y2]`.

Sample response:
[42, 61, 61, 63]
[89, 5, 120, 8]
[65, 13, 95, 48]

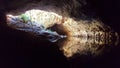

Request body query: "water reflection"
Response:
[56, 20, 119, 58]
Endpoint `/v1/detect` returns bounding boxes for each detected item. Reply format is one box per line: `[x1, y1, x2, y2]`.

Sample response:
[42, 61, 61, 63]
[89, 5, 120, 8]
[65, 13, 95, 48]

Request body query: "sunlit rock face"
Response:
[6, 10, 65, 42]
[6, 0, 119, 58]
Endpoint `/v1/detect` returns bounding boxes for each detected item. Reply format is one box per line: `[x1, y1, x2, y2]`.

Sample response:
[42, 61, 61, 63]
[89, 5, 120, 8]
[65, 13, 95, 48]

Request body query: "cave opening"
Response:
[0, 0, 120, 68]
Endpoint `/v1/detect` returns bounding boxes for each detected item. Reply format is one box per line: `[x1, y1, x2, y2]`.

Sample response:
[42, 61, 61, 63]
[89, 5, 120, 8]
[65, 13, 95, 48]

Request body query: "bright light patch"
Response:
[7, 9, 63, 28]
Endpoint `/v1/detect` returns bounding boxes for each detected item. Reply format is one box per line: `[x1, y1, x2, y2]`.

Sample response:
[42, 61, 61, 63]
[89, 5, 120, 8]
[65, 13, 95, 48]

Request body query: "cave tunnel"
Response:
[0, 0, 120, 68]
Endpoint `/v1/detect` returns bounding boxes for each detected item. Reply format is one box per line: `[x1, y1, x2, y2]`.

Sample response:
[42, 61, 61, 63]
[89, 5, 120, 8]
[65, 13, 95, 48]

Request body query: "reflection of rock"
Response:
[57, 19, 119, 58]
